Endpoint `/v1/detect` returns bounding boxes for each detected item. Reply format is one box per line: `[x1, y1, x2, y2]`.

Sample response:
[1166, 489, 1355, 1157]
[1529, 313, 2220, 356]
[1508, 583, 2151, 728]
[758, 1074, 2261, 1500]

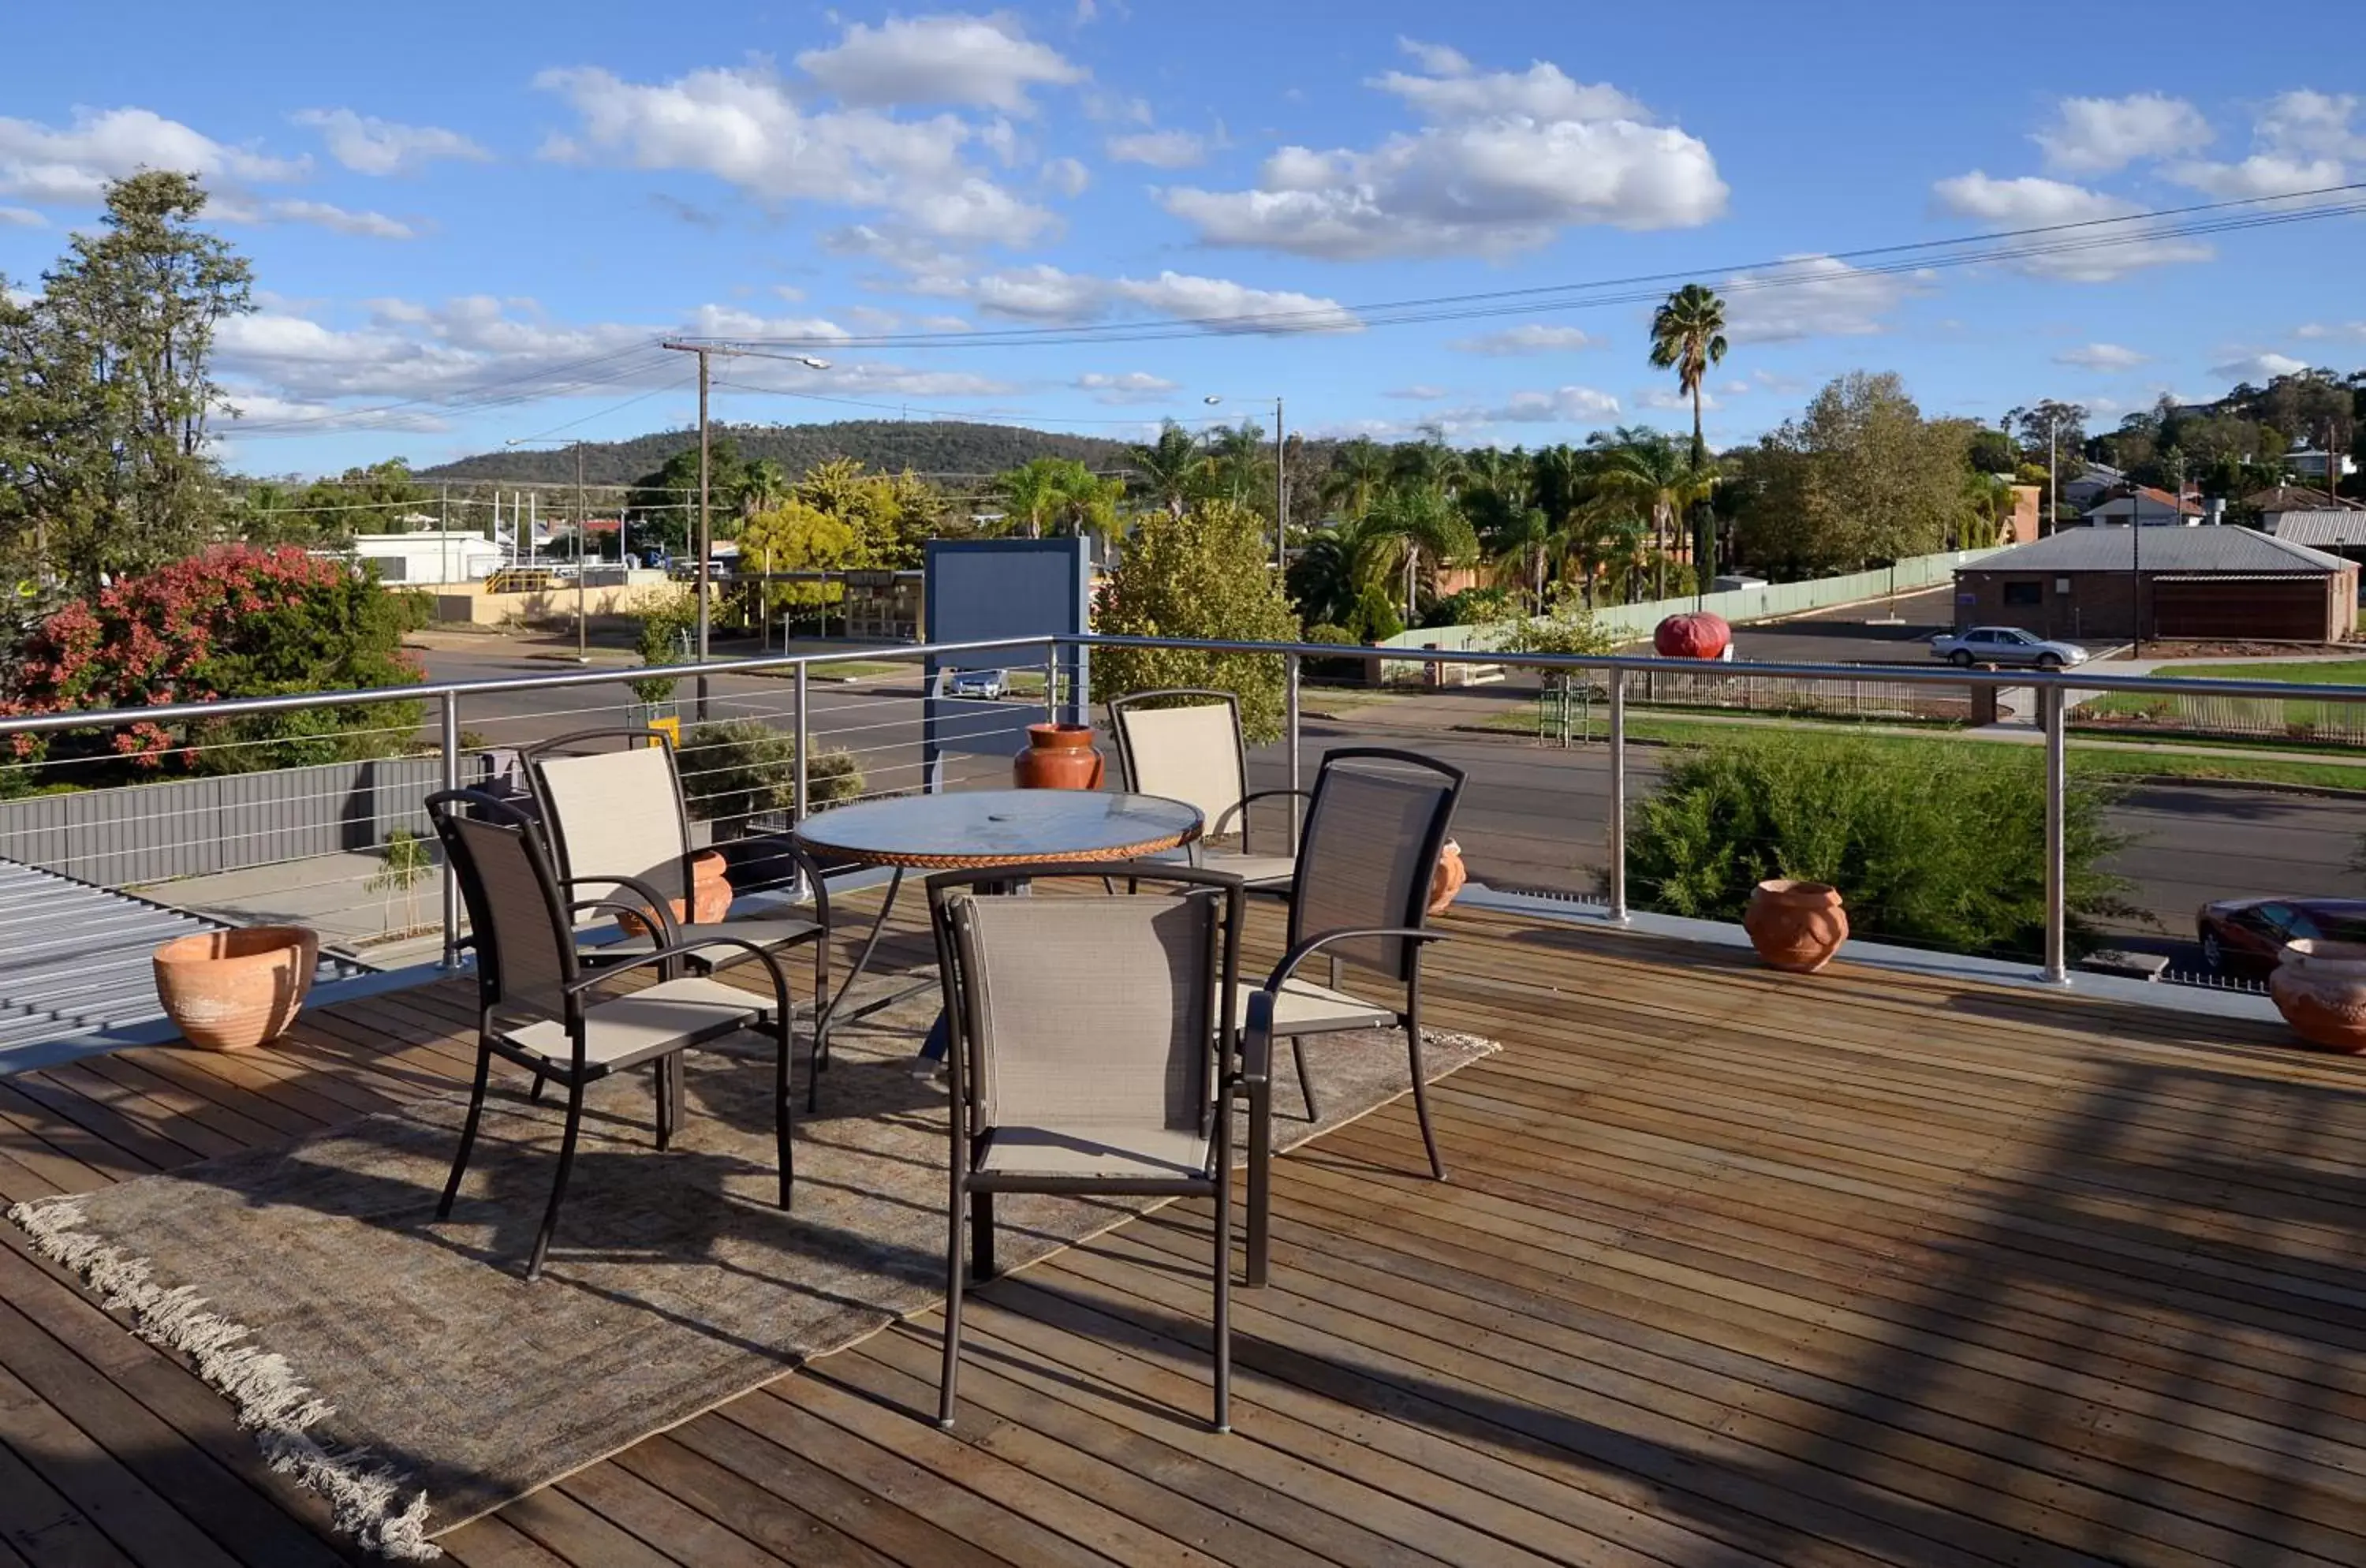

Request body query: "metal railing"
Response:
[9, 630, 2366, 987]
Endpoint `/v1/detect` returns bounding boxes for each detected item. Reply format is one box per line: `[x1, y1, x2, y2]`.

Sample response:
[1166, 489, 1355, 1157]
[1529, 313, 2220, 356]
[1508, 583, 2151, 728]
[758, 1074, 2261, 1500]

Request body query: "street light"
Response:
[1201, 393, 1286, 572]
[505, 436, 592, 663]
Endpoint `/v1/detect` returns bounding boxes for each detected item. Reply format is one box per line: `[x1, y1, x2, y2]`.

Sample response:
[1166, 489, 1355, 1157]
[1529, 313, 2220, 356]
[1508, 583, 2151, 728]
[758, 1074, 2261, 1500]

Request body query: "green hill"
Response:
[416, 420, 1140, 486]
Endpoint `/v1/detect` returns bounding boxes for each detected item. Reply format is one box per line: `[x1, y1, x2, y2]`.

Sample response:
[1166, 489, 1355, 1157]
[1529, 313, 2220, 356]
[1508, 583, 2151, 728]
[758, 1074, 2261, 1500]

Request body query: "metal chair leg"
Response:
[526, 1078, 588, 1282]
[971, 1190, 996, 1281]
[1212, 1119, 1233, 1433]
[437, 1044, 495, 1219]
[1290, 1036, 1319, 1122]
[1404, 1008, 1445, 1182]
[653, 1058, 674, 1152]
[527, 1069, 548, 1104]
[1245, 1077, 1272, 1287]
[775, 1022, 796, 1210]
[938, 1179, 968, 1430]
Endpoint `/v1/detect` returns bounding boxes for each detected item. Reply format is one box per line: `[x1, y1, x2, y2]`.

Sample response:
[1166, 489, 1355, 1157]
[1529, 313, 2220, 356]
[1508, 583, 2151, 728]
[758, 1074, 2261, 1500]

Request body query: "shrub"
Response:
[1301, 622, 1364, 682]
[1494, 588, 1615, 691]
[630, 591, 699, 704]
[675, 719, 863, 832]
[1427, 586, 1513, 628]
[1624, 733, 2131, 958]
[1092, 500, 1301, 743]
[2, 544, 424, 773]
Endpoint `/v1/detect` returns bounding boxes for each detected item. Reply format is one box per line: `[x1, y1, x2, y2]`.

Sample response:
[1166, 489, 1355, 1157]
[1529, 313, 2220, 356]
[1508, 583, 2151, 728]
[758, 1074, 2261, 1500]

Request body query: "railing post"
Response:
[2041, 681, 2069, 985]
[439, 691, 461, 969]
[1284, 653, 1302, 853]
[1045, 644, 1062, 728]
[791, 660, 810, 902]
[1607, 670, 1629, 924]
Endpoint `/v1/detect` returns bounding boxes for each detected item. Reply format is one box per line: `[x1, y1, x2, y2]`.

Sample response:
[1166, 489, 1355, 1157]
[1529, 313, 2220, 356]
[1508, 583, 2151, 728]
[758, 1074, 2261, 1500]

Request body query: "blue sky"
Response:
[3, 0, 2360, 476]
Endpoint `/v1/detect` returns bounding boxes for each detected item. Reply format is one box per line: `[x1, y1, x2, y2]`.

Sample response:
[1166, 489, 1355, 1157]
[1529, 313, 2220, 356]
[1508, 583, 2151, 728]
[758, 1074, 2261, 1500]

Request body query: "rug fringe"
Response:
[7, 1194, 441, 1561]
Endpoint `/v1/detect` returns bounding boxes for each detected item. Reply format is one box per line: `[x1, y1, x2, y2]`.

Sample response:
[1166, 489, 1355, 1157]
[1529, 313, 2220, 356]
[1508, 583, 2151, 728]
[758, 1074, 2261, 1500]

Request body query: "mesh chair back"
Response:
[435, 804, 578, 1022]
[1292, 752, 1462, 980]
[1110, 697, 1247, 838]
[950, 894, 1216, 1137]
[532, 744, 691, 909]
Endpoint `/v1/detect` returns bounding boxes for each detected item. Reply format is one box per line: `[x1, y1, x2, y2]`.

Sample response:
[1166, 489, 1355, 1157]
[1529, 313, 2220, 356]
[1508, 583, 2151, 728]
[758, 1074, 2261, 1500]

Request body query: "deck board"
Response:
[3, 896, 2364, 1567]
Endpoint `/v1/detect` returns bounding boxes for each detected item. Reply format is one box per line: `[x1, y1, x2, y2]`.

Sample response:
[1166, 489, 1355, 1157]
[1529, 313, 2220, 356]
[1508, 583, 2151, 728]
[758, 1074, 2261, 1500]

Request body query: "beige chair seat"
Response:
[1233, 976, 1397, 1035]
[502, 976, 760, 1068]
[979, 1122, 1211, 1180]
[1197, 848, 1297, 888]
[593, 917, 824, 966]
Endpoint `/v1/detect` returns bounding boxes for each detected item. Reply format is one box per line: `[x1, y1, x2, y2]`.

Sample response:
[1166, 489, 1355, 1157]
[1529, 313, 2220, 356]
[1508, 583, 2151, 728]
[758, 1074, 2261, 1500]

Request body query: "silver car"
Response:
[1930, 626, 2090, 670]
[944, 667, 1010, 700]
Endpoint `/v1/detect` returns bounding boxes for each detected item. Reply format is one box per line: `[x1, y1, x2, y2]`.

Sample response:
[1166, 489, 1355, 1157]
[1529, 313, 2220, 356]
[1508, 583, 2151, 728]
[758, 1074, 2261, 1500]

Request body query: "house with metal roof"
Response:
[2264, 510, 2366, 554]
[1954, 525, 2358, 642]
[2077, 485, 2203, 526]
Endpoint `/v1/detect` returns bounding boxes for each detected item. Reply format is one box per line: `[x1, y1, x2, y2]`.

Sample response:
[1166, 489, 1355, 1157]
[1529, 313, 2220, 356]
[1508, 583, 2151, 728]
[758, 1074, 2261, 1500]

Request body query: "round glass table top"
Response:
[793, 789, 1203, 869]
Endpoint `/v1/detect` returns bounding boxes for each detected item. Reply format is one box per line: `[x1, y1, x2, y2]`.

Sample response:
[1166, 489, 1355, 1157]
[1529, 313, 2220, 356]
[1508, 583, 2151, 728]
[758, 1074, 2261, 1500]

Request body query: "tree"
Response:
[1092, 500, 1301, 744]
[236, 458, 429, 547]
[1125, 422, 1208, 520]
[1733, 372, 1975, 577]
[1587, 427, 1714, 598]
[1648, 284, 1729, 473]
[1364, 480, 1478, 621]
[990, 456, 1116, 539]
[368, 828, 434, 935]
[1, 172, 255, 592]
[1286, 513, 1399, 630]
[737, 499, 859, 622]
[621, 437, 749, 556]
[1319, 437, 1391, 521]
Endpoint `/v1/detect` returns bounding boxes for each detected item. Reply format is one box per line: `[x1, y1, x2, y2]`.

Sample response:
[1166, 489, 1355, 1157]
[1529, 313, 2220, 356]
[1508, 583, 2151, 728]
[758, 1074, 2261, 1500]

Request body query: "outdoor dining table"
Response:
[793, 788, 1205, 1058]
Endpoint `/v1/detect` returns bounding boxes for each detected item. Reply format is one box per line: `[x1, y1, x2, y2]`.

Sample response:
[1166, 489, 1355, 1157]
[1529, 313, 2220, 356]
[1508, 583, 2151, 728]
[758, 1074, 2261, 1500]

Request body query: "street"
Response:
[413, 639, 2364, 974]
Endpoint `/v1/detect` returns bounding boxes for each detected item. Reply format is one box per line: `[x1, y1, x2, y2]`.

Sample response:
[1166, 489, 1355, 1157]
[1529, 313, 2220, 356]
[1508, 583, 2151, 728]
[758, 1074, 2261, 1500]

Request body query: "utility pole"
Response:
[575, 442, 587, 663]
[2047, 413, 2058, 538]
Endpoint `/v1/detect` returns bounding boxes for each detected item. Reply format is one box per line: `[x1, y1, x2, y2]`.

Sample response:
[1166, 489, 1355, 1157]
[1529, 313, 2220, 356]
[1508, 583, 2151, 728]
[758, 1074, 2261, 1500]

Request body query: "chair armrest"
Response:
[1259, 926, 1443, 996]
[1208, 788, 1314, 842]
[562, 935, 795, 1022]
[767, 837, 836, 928]
[1238, 987, 1277, 1087]
[562, 872, 683, 945]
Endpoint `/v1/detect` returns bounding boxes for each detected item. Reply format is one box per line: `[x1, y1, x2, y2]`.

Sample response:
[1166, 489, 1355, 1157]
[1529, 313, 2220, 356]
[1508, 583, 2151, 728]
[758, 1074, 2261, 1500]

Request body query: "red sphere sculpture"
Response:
[1653, 611, 1732, 660]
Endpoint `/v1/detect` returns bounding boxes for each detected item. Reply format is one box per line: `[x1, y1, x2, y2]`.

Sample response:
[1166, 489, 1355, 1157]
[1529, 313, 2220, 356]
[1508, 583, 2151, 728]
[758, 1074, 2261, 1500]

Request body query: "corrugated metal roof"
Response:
[2266, 512, 2366, 548]
[1962, 526, 2354, 575]
[0, 860, 360, 1058]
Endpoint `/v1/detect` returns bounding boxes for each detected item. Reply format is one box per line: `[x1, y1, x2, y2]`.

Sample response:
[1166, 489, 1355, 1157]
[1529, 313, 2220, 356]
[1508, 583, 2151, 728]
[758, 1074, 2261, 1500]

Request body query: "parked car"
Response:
[945, 667, 1009, 700]
[2196, 897, 2366, 977]
[1929, 626, 2090, 670]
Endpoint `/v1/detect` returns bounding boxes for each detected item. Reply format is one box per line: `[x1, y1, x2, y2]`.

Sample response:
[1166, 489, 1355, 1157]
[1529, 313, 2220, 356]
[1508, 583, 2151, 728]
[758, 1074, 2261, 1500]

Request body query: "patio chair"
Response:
[425, 789, 797, 1282]
[521, 727, 836, 1108]
[1106, 689, 1308, 894]
[1237, 749, 1463, 1285]
[926, 864, 1256, 1434]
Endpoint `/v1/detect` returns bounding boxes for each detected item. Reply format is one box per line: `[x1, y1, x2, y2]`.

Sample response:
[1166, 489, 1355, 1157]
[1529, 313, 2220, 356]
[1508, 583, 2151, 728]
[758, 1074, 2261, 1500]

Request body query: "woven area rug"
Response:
[7, 975, 1495, 1559]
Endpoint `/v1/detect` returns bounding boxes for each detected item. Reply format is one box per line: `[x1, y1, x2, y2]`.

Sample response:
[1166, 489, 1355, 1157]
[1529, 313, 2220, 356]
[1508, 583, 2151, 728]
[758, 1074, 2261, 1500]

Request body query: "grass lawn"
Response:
[2083, 658, 2366, 734]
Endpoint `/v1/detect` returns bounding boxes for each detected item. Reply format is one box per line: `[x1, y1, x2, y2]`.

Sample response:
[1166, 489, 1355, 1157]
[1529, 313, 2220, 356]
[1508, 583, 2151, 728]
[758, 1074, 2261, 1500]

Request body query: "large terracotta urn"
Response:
[1426, 839, 1467, 916]
[153, 925, 319, 1051]
[2268, 939, 2366, 1052]
[1013, 722, 1106, 790]
[1742, 879, 1848, 973]
[1654, 611, 1732, 661]
[617, 850, 732, 937]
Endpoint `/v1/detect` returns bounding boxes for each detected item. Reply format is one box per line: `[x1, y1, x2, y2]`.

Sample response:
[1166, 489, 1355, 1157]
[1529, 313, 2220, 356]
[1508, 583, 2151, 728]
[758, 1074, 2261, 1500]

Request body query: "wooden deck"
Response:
[5, 898, 2366, 1568]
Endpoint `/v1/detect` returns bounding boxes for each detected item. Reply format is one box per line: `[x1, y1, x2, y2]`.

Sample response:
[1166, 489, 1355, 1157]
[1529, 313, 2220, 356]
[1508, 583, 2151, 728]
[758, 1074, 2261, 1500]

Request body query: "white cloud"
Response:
[252, 198, 415, 239]
[1074, 371, 1178, 404]
[2054, 342, 2149, 371]
[2256, 90, 2365, 158]
[1449, 323, 1597, 355]
[2209, 350, 2312, 383]
[1477, 386, 1621, 424]
[291, 109, 489, 175]
[2167, 152, 2345, 199]
[2295, 320, 2366, 342]
[1158, 47, 1723, 259]
[1395, 38, 1472, 77]
[1386, 384, 1449, 400]
[1106, 129, 1206, 168]
[2032, 93, 2211, 174]
[536, 64, 1054, 242]
[919, 263, 1361, 333]
[1722, 255, 1916, 342]
[1040, 155, 1090, 196]
[2167, 90, 2357, 200]
[0, 206, 44, 227]
[1930, 172, 2212, 279]
[0, 106, 307, 206]
[794, 14, 1083, 114]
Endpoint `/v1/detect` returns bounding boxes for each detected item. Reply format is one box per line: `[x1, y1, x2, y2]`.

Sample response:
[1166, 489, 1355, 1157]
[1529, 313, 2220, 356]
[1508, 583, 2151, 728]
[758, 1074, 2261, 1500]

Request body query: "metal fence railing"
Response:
[8, 630, 2366, 988]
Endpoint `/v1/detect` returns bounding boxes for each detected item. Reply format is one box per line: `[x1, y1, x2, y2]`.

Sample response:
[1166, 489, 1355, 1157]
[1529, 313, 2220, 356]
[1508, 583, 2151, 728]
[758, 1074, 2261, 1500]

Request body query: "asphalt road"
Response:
[414, 640, 2363, 973]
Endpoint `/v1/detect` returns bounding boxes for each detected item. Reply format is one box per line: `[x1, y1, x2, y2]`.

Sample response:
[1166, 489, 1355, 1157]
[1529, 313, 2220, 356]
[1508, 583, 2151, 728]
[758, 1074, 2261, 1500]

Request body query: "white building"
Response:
[350, 531, 504, 586]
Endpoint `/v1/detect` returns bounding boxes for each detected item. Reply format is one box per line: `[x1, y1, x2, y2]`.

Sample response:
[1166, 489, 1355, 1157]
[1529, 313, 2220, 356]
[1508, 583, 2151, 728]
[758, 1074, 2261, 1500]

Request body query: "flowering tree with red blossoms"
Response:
[3, 544, 425, 776]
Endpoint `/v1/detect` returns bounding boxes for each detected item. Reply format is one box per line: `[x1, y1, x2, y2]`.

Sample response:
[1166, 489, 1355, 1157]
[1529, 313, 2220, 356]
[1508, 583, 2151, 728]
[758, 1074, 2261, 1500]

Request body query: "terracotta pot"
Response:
[1013, 722, 1106, 790]
[1426, 839, 1467, 916]
[152, 925, 318, 1051]
[1653, 611, 1733, 661]
[616, 851, 732, 938]
[1741, 879, 1848, 973]
[2269, 939, 2366, 1053]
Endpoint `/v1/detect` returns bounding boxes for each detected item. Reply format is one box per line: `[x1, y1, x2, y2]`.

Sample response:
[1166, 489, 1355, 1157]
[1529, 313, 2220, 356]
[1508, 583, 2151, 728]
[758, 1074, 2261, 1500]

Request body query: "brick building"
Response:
[1954, 527, 2357, 643]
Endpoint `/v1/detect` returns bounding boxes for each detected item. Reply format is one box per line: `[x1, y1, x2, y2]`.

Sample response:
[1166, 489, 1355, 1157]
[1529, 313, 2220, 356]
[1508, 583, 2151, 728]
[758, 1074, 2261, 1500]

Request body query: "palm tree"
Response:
[1125, 422, 1206, 519]
[1648, 284, 1730, 473]
[1207, 421, 1267, 509]
[991, 458, 1065, 538]
[1289, 513, 1401, 628]
[1319, 438, 1391, 521]
[1588, 427, 1715, 599]
[738, 458, 793, 520]
[1481, 506, 1562, 610]
[1366, 480, 1479, 621]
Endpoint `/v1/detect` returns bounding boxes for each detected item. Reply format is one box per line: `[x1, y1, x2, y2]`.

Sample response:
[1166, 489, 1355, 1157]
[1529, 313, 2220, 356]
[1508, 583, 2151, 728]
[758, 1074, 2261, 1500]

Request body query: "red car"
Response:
[2196, 898, 2366, 977]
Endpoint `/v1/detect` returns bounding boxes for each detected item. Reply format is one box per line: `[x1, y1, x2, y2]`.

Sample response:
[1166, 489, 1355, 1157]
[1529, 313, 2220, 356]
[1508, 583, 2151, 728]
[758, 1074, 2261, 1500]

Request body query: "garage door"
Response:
[2152, 577, 2327, 640]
